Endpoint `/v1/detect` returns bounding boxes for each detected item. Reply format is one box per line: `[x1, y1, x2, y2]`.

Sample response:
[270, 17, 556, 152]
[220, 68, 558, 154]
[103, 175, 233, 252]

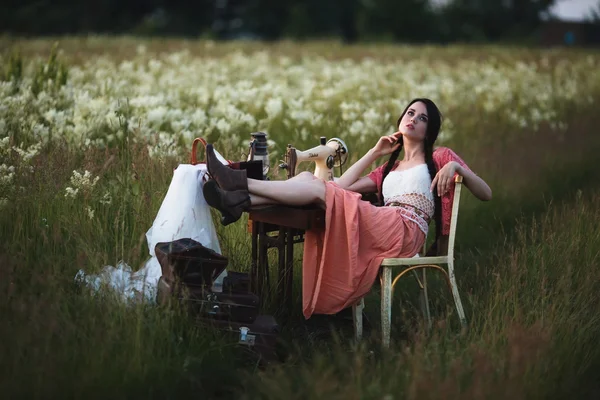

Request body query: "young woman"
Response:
[203, 98, 492, 318]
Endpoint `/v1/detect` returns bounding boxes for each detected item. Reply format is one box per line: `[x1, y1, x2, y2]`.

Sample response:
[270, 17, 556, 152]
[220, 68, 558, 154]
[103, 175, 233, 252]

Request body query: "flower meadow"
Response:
[2, 41, 599, 162]
[2, 38, 600, 399]
[2, 41, 599, 204]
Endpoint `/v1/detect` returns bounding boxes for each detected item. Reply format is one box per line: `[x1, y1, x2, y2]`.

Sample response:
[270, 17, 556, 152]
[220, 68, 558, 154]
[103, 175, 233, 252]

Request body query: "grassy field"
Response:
[1, 37, 600, 399]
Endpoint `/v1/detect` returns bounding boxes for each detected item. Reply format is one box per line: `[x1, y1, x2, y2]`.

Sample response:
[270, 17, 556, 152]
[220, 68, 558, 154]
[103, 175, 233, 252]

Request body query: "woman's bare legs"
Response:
[248, 171, 321, 207]
[248, 176, 326, 207]
[287, 171, 319, 182]
[202, 168, 324, 225]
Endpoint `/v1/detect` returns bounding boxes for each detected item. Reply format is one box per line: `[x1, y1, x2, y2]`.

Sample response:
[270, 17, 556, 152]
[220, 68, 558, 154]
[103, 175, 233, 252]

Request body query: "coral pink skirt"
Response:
[302, 181, 425, 319]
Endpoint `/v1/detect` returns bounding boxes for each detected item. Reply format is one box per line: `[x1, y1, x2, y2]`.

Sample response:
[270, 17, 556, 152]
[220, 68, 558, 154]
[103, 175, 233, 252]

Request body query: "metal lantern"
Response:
[247, 131, 270, 179]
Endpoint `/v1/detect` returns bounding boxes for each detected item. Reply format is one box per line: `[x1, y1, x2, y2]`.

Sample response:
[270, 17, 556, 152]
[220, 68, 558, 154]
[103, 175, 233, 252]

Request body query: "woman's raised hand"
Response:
[372, 132, 402, 157]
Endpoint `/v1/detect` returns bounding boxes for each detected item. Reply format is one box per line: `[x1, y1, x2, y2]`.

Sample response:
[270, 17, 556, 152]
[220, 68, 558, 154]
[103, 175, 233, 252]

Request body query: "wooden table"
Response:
[247, 205, 325, 317]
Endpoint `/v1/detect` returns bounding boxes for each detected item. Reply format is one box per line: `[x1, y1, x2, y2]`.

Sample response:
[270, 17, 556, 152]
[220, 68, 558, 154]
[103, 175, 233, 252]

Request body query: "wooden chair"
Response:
[352, 175, 467, 347]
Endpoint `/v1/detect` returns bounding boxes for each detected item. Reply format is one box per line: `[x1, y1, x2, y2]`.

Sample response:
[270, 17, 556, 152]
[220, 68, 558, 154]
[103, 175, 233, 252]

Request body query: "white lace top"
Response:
[381, 164, 434, 234]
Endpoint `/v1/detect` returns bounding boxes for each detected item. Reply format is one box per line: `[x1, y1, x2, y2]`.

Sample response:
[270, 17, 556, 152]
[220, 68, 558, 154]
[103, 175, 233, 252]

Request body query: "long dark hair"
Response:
[380, 98, 443, 250]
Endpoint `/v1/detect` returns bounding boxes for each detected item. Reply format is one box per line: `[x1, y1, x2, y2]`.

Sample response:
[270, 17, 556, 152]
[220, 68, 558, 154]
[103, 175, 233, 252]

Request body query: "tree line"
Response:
[0, 0, 567, 43]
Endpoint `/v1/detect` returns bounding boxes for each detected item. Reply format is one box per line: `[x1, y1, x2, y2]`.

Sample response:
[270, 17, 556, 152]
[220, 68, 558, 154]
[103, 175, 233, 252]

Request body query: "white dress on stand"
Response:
[75, 163, 226, 302]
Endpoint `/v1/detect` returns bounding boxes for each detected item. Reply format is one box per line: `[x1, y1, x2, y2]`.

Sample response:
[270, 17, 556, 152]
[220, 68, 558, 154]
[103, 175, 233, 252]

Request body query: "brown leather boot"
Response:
[203, 179, 251, 226]
[206, 144, 249, 192]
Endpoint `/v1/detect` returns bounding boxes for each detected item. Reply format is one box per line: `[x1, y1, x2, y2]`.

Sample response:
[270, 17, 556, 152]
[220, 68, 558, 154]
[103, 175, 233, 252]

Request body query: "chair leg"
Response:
[419, 269, 432, 330]
[352, 298, 365, 342]
[448, 260, 467, 328]
[381, 267, 392, 348]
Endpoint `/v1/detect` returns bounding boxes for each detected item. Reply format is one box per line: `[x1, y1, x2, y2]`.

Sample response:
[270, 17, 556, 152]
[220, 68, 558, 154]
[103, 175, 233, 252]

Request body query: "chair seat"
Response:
[381, 255, 450, 267]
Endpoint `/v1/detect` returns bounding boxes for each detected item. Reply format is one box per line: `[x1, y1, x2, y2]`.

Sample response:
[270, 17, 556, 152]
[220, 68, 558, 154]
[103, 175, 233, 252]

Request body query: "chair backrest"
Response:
[446, 175, 464, 260]
[418, 175, 463, 258]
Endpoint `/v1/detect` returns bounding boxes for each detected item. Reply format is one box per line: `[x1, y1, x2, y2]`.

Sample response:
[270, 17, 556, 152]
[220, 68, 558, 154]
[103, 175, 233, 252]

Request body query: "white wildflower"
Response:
[0, 136, 10, 151]
[31, 124, 50, 141]
[362, 108, 382, 128]
[340, 101, 362, 122]
[99, 191, 112, 205]
[146, 106, 168, 125]
[190, 109, 207, 126]
[13, 142, 42, 163]
[147, 132, 180, 159]
[214, 118, 231, 135]
[86, 206, 95, 220]
[348, 120, 366, 137]
[238, 112, 257, 128]
[265, 97, 283, 120]
[65, 170, 100, 198]
[65, 187, 80, 199]
[289, 109, 313, 124]
[105, 110, 120, 128]
[0, 164, 15, 186]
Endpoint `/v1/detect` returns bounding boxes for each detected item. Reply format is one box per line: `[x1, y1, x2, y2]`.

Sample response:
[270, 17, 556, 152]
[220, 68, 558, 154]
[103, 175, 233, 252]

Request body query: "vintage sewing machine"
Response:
[279, 136, 349, 181]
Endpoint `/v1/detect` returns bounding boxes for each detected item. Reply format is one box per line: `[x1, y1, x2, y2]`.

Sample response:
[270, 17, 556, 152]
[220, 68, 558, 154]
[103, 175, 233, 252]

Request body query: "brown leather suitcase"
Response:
[181, 284, 259, 323]
[157, 278, 259, 323]
[222, 271, 251, 293]
[197, 314, 281, 364]
[155, 239, 260, 323]
[155, 238, 228, 287]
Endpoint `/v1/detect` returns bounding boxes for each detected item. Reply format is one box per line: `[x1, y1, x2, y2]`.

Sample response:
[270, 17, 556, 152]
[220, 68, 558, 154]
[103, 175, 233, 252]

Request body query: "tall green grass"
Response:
[1, 40, 600, 398]
[245, 190, 600, 400]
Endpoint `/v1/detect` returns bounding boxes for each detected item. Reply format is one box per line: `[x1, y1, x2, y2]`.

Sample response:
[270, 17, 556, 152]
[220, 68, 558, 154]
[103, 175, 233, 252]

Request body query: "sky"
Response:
[431, 0, 598, 21]
[547, 0, 598, 21]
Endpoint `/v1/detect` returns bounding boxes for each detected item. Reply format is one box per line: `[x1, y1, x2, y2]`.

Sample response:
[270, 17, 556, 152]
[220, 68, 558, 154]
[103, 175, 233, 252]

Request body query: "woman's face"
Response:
[398, 101, 428, 142]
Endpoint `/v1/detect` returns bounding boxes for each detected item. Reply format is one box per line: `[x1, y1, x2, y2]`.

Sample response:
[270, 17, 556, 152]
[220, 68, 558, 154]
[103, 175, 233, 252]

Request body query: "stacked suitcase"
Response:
[155, 238, 280, 364]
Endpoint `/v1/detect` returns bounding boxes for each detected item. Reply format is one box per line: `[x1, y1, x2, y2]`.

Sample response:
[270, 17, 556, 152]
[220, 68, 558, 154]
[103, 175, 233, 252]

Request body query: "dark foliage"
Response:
[1, 0, 559, 43]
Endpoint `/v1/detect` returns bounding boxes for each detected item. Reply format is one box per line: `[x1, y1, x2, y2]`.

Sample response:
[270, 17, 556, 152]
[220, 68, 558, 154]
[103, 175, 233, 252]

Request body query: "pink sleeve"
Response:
[433, 147, 473, 236]
[367, 164, 386, 196]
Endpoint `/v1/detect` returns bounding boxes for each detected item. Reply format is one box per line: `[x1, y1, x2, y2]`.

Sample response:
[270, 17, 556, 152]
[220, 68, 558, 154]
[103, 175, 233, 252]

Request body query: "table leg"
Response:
[277, 227, 286, 313]
[258, 223, 269, 299]
[263, 228, 271, 293]
[285, 227, 294, 314]
[250, 221, 259, 293]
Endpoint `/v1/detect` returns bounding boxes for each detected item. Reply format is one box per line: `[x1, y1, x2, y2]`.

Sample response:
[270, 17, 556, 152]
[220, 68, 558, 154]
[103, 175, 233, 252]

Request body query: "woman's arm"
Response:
[431, 161, 492, 201]
[346, 176, 377, 193]
[335, 148, 380, 189]
[336, 133, 401, 190]
[457, 163, 492, 201]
